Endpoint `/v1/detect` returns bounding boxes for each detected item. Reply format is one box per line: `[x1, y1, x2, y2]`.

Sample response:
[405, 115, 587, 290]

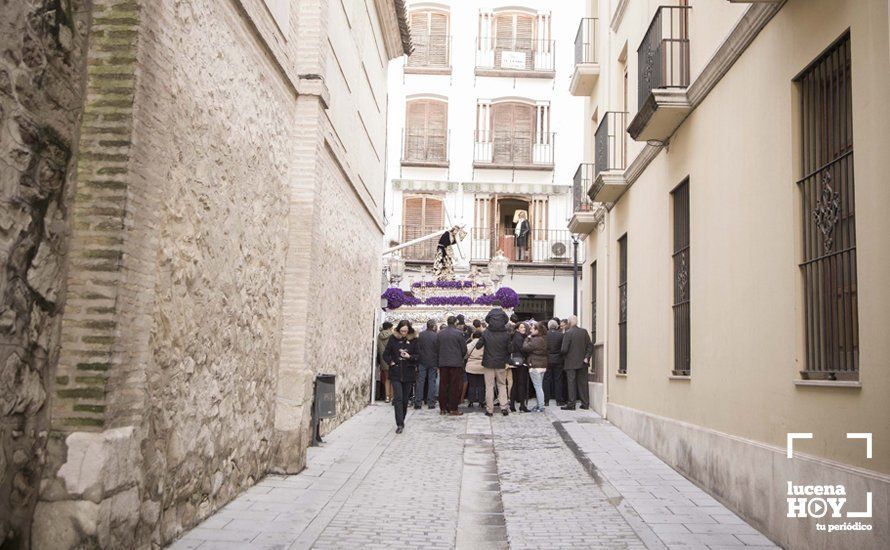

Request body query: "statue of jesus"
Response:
[433, 225, 466, 281]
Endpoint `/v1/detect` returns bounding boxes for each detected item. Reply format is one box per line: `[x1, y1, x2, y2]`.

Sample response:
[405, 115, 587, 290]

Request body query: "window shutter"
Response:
[408, 11, 429, 66]
[429, 12, 448, 67]
[515, 14, 534, 69]
[405, 101, 428, 161]
[424, 197, 444, 230]
[491, 103, 514, 164]
[512, 103, 534, 164]
[427, 102, 447, 161]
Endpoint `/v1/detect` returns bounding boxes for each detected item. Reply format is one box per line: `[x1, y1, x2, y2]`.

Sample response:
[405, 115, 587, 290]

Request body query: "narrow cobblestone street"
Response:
[169, 404, 777, 550]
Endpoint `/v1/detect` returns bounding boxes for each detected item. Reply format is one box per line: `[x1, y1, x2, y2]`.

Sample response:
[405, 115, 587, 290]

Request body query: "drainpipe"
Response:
[572, 235, 580, 316]
[602, 210, 611, 420]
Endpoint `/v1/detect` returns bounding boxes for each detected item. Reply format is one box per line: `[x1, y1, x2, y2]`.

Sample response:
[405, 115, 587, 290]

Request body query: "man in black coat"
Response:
[437, 316, 467, 416]
[475, 304, 512, 416]
[543, 319, 566, 405]
[415, 320, 439, 410]
[560, 315, 593, 410]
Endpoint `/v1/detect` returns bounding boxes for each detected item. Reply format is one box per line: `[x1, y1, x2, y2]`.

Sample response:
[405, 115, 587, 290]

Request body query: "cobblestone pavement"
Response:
[169, 402, 778, 550]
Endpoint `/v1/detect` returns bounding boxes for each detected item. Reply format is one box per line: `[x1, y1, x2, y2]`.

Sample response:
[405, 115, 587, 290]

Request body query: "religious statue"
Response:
[433, 225, 467, 281]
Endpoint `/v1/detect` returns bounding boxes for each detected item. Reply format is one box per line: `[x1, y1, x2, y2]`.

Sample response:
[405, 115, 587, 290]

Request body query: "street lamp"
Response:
[488, 249, 509, 288]
[387, 253, 405, 286]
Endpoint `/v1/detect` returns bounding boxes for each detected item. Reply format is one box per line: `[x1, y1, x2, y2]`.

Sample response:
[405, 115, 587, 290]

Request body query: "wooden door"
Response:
[494, 12, 534, 70]
[405, 100, 447, 162]
[491, 102, 534, 165]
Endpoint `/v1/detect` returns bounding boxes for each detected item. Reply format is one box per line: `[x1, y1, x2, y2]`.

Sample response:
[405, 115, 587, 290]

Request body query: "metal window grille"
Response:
[672, 180, 690, 376]
[618, 235, 628, 374]
[795, 32, 857, 380]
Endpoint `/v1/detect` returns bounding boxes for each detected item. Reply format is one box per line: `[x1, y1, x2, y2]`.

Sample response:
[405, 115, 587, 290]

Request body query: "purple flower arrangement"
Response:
[382, 286, 519, 310]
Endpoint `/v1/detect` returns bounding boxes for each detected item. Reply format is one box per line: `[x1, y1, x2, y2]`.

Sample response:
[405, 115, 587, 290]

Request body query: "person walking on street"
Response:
[382, 320, 418, 433]
[543, 319, 566, 406]
[509, 322, 531, 413]
[464, 331, 487, 408]
[377, 322, 393, 403]
[475, 304, 511, 416]
[437, 316, 467, 416]
[415, 319, 439, 409]
[523, 321, 549, 412]
[560, 315, 593, 410]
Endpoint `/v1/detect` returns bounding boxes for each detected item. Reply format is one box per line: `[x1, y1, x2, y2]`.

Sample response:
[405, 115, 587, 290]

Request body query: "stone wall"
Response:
[0, 0, 92, 545]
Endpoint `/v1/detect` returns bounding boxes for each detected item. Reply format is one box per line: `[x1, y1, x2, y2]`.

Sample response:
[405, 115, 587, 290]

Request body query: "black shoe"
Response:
[560, 405, 576, 411]
[556, 401, 566, 406]
[396, 426, 404, 434]
[484, 412, 493, 417]
[467, 402, 475, 408]
[501, 409, 509, 416]
[414, 404, 421, 410]
[509, 404, 516, 413]
[519, 405, 530, 413]
[428, 404, 436, 409]
[580, 404, 590, 410]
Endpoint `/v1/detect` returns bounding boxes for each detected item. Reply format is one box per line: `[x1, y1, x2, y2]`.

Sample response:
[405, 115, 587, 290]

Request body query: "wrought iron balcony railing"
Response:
[396, 225, 447, 261]
[573, 163, 595, 213]
[401, 128, 449, 165]
[469, 227, 583, 264]
[574, 18, 598, 65]
[594, 111, 628, 180]
[637, 6, 690, 111]
[475, 37, 556, 73]
[473, 130, 555, 168]
[406, 33, 451, 69]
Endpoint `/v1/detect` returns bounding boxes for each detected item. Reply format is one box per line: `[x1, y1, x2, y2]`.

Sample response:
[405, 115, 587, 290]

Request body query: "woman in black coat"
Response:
[382, 320, 418, 433]
[509, 322, 531, 412]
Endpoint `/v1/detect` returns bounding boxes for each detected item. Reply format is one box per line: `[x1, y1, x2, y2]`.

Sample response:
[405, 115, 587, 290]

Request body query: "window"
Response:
[474, 101, 553, 167]
[403, 99, 447, 164]
[402, 195, 444, 260]
[795, 32, 857, 380]
[494, 12, 535, 70]
[618, 234, 628, 374]
[672, 180, 690, 376]
[492, 102, 534, 164]
[476, 11, 553, 73]
[407, 10, 449, 68]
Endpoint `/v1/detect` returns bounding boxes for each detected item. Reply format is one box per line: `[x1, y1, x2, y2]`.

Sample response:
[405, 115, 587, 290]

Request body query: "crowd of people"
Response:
[376, 302, 593, 433]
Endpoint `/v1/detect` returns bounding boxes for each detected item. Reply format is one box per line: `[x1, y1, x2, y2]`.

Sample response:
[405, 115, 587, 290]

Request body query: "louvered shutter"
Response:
[424, 197, 444, 231]
[429, 12, 448, 67]
[427, 102, 447, 162]
[491, 103, 514, 164]
[512, 103, 534, 164]
[515, 15, 534, 70]
[405, 101, 428, 161]
[494, 14, 513, 70]
[408, 11, 429, 66]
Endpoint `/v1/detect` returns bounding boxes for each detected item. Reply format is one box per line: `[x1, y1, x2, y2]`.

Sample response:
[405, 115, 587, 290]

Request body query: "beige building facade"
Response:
[0, 0, 409, 548]
[569, 1, 889, 549]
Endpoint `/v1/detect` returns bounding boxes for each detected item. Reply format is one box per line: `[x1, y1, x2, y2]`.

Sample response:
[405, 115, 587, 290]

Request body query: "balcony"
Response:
[396, 225, 445, 261]
[401, 128, 449, 168]
[469, 227, 584, 265]
[473, 131, 554, 170]
[627, 6, 692, 144]
[568, 163, 600, 234]
[591, 112, 629, 202]
[475, 37, 555, 78]
[569, 18, 600, 96]
[405, 32, 451, 75]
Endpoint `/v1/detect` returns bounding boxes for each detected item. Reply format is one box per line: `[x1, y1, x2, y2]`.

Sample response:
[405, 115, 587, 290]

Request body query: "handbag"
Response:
[509, 352, 525, 368]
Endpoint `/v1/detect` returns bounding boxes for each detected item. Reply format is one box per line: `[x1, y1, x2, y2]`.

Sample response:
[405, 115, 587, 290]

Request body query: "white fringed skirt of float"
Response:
[381, 278, 518, 325]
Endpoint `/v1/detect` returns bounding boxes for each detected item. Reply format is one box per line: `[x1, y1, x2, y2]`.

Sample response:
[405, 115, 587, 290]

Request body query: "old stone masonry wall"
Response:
[0, 0, 92, 546]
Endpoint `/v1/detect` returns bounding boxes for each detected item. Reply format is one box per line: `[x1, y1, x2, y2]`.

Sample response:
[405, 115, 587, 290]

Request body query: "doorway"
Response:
[514, 295, 554, 323]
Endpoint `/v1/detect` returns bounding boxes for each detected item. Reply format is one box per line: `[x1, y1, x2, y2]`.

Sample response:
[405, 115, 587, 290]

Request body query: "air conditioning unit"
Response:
[551, 241, 567, 258]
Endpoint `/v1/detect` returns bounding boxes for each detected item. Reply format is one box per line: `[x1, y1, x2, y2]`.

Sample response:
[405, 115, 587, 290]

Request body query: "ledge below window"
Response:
[404, 66, 452, 76]
[615, 372, 628, 378]
[401, 160, 449, 168]
[794, 380, 862, 389]
[474, 68, 555, 79]
[668, 375, 691, 381]
[473, 162, 553, 171]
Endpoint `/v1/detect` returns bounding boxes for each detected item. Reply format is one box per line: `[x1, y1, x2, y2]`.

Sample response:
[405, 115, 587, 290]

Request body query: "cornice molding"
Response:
[610, 0, 630, 32]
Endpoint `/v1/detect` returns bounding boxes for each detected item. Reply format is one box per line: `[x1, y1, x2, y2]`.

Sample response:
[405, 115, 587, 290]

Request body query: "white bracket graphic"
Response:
[787, 433, 813, 458]
[846, 433, 873, 459]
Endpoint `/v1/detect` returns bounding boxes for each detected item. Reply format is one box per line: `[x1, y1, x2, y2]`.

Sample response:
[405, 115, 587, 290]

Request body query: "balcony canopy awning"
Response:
[461, 182, 570, 195]
[393, 179, 459, 192]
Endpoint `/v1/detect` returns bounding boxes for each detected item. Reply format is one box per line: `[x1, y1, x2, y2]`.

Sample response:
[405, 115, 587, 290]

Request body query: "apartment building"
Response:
[384, 0, 585, 320]
[569, 1, 889, 548]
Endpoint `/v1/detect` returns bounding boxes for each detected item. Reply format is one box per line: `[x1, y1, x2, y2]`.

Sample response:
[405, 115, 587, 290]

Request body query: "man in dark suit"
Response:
[437, 316, 467, 416]
[560, 315, 592, 410]
[415, 320, 439, 410]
